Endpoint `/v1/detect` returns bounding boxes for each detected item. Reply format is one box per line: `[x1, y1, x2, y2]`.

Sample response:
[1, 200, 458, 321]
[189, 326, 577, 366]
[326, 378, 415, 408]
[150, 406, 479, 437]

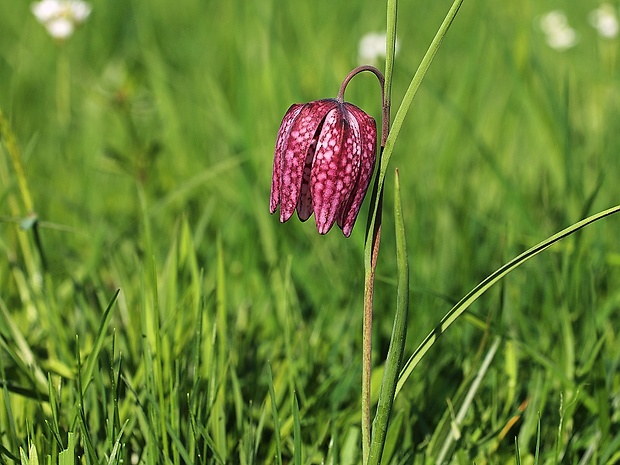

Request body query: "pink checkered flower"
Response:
[269, 97, 377, 237]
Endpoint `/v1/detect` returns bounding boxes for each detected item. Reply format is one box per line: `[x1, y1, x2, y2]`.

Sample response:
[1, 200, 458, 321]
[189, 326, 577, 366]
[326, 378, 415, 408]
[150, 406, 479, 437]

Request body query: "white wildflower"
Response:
[358, 32, 399, 65]
[31, 0, 91, 40]
[589, 3, 619, 39]
[538, 10, 578, 51]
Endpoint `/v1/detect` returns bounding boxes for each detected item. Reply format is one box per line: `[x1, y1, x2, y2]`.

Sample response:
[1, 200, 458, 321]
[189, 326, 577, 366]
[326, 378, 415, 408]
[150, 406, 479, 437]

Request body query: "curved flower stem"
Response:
[338, 65, 389, 463]
[337, 65, 388, 147]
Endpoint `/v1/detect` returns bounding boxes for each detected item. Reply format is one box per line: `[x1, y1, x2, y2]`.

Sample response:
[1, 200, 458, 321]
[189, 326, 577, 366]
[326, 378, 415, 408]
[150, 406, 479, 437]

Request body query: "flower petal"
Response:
[338, 103, 377, 237]
[296, 138, 316, 221]
[31, 0, 63, 23]
[270, 103, 303, 214]
[68, 0, 92, 23]
[311, 105, 361, 234]
[46, 18, 74, 39]
[277, 99, 338, 222]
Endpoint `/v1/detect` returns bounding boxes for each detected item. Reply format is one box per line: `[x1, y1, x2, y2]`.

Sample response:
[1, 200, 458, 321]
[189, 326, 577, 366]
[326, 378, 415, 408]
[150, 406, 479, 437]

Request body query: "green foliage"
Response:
[1, 0, 620, 463]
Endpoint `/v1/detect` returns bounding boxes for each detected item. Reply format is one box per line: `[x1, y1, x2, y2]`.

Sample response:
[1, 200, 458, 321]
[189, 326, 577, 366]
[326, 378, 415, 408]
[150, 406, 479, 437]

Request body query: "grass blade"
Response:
[58, 432, 75, 465]
[267, 363, 283, 465]
[293, 392, 302, 465]
[366, 0, 464, 256]
[535, 412, 541, 465]
[81, 289, 120, 393]
[397, 204, 620, 396]
[435, 337, 501, 463]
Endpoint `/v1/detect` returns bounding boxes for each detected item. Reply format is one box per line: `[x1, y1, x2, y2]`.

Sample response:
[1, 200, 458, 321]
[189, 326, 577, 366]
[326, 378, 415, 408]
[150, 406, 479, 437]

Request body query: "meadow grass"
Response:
[1, 0, 620, 463]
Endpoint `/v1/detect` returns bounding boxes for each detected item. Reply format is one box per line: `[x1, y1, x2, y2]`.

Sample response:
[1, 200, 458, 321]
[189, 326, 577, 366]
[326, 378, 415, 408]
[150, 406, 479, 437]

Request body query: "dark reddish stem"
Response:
[337, 65, 389, 147]
[338, 65, 390, 461]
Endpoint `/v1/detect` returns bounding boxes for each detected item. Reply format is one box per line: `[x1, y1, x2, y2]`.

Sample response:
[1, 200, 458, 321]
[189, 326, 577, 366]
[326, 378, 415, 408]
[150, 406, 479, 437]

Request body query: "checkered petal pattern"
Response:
[270, 98, 377, 237]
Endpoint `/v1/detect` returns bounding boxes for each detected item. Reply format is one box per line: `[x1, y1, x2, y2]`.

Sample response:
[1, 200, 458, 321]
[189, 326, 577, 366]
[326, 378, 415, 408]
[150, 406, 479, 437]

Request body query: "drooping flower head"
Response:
[270, 92, 377, 237]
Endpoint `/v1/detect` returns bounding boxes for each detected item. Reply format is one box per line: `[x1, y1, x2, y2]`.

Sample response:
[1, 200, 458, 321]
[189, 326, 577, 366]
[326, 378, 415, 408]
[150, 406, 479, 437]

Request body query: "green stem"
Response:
[384, 0, 397, 137]
[375, 0, 464, 199]
[361, 3, 397, 463]
[362, 0, 463, 461]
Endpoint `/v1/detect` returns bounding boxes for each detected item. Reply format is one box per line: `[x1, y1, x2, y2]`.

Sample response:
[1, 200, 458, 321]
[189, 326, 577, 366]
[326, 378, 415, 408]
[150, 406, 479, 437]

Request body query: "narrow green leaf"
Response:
[434, 337, 501, 464]
[397, 205, 620, 395]
[46, 376, 63, 450]
[58, 432, 75, 465]
[365, 0, 464, 271]
[293, 392, 302, 465]
[267, 363, 283, 465]
[81, 289, 120, 393]
[75, 337, 98, 463]
[0, 444, 20, 463]
[212, 234, 228, 460]
[368, 169, 409, 465]
[0, 353, 19, 452]
[535, 413, 541, 465]
[0, 296, 48, 393]
[379, 410, 404, 464]
[20, 446, 28, 465]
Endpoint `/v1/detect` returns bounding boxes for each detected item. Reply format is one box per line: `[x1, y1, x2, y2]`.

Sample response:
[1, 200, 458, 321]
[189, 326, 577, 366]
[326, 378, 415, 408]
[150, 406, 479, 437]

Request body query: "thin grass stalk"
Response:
[138, 185, 171, 461]
[214, 234, 228, 459]
[0, 109, 41, 280]
[81, 290, 120, 393]
[267, 363, 283, 465]
[0, 109, 34, 212]
[293, 393, 302, 465]
[535, 413, 542, 465]
[435, 337, 501, 463]
[0, 360, 19, 455]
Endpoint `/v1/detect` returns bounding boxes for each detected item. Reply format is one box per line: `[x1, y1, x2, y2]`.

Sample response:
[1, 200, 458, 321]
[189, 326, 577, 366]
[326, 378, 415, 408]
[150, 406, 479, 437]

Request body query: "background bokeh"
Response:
[1, 0, 619, 462]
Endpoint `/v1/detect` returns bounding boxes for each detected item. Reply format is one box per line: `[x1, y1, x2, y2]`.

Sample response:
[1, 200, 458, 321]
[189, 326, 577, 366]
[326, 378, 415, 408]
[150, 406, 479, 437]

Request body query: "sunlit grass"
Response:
[1, 0, 620, 463]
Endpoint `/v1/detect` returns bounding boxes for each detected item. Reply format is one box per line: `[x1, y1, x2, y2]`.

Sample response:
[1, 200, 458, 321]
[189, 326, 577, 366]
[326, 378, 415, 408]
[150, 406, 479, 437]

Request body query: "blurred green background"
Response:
[1, 0, 620, 463]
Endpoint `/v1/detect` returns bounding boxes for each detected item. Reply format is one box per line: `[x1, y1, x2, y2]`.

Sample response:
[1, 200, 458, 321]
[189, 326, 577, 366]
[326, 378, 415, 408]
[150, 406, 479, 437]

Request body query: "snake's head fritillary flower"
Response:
[270, 97, 377, 237]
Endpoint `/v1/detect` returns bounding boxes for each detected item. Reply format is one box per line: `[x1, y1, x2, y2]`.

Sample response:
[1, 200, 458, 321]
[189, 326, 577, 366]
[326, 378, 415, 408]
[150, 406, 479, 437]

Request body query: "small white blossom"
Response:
[31, 0, 91, 40]
[538, 10, 578, 50]
[45, 17, 74, 39]
[589, 3, 619, 39]
[358, 32, 399, 65]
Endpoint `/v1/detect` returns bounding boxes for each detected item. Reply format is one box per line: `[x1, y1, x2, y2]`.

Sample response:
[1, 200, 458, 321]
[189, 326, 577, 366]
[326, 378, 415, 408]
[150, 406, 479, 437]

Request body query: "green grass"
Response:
[2, 0, 620, 463]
